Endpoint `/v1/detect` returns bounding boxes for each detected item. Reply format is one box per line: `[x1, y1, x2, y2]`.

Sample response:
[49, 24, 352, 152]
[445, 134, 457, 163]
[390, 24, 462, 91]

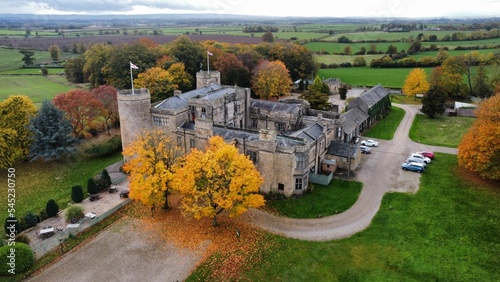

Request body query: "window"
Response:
[153, 116, 167, 127]
[276, 122, 286, 132]
[250, 118, 258, 128]
[201, 107, 206, 119]
[246, 150, 257, 164]
[190, 139, 195, 149]
[336, 127, 342, 138]
[177, 136, 182, 146]
[236, 104, 240, 114]
[278, 183, 284, 191]
[295, 154, 306, 169]
[295, 178, 303, 190]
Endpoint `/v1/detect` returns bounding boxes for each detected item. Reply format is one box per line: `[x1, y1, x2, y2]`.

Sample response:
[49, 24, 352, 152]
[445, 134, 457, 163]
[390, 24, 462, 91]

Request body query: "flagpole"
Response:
[207, 51, 210, 74]
[130, 61, 135, 95]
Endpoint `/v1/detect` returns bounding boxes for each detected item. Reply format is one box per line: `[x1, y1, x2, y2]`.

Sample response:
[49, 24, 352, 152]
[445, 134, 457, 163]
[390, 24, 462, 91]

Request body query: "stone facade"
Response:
[117, 71, 390, 197]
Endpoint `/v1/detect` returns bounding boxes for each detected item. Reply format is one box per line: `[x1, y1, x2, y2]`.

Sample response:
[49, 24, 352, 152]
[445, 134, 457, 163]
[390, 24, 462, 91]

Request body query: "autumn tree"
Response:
[262, 32, 275, 43]
[83, 43, 112, 87]
[0, 129, 16, 169]
[261, 42, 317, 82]
[29, 100, 77, 162]
[214, 52, 251, 87]
[134, 67, 176, 102]
[458, 92, 500, 180]
[473, 65, 494, 98]
[48, 44, 61, 62]
[65, 57, 86, 83]
[421, 85, 447, 118]
[167, 62, 192, 92]
[173, 136, 265, 227]
[167, 35, 205, 80]
[300, 75, 330, 110]
[53, 90, 103, 137]
[91, 85, 118, 135]
[402, 68, 430, 97]
[251, 60, 292, 100]
[441, 55, 467, 98]
[122, 130, 184, 213]
[0, 96, 37, 162]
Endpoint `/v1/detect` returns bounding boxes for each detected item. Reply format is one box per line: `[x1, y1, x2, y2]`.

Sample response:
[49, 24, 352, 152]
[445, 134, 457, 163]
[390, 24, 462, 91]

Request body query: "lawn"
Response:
[318, 67, 434, 88]
[264, 179, 362, 218]
[409, 114, 476, 147]
[362, 106, 406, 140]
[0, 75, 75, 103]
[189, 153, 500, 281]
[0, 149, 123, 238]
[0, 68, 65, 75]
[0, 48, 54, 72]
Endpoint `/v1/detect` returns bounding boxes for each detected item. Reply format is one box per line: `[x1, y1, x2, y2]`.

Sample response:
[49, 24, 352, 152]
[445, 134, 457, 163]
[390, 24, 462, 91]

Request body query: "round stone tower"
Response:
[117, 88, 152, 153]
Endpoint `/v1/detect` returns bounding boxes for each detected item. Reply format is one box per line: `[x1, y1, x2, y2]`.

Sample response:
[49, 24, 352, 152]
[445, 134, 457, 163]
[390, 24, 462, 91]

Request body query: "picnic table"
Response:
[109, 185, 118, 193]
[89, 194, 100, 201]
[119, 190, 129, 198]
[86, 212, 97, 219]
[39, 227, 54, 238]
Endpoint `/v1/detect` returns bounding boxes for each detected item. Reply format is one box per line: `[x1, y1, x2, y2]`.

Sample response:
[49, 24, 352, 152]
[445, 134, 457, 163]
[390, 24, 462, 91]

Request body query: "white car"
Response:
[410, 153, 431, 164]
[361, 139, 379, 147]
[406, 157, 427, 167]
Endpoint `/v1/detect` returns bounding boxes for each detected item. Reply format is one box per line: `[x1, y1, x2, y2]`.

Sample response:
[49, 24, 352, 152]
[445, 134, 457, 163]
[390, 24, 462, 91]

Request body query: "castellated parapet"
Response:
[117, 88, 152, 153]
[196, 70, 221, 89]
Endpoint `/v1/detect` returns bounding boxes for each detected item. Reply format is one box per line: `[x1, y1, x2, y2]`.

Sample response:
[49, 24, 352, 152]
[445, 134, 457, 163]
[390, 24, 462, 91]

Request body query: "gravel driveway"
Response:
[245, 104, 458, 241]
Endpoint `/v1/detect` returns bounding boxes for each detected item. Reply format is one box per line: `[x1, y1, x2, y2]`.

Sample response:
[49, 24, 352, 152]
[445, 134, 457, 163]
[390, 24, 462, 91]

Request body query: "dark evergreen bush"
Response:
[39, 209, 49, 221]
[0, 243, 34, 275]
[46, 199, 59, 217]
[100, 169, 112, 190]
[87, 178, 98, 195]
[71, 185, 84, 203]
[23, 212, 39, 228]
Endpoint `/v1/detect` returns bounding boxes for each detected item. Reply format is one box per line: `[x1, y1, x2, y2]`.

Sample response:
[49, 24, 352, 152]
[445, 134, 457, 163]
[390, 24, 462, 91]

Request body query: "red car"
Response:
[418, 151, 435, 159]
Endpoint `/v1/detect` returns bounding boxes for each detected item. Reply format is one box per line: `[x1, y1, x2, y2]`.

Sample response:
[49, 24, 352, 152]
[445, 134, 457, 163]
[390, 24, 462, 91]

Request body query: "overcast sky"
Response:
[3, 0, 500, 18]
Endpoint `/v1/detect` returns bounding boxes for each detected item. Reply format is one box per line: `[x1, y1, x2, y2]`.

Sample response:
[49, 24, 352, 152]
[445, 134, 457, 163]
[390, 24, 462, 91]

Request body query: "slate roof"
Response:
[250, 99, 303, 115]
[153, 84, 236, 110]
[327, 141, 358, 158]
[348, 84, 389, 113]
[342, 106, 369, 134]
[287, 123, 324, 143]
[211, 126, 306, 148]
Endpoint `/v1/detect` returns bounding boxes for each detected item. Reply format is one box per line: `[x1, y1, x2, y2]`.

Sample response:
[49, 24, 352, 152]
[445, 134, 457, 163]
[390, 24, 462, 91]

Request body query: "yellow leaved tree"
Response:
[122, 130, 184, 215]
[251, 60, 292, 100]
[458, 92, 500, 180]
[402, 68, 430, 98]
[173, 136, 265, 226]
[133, 67, 176, 102]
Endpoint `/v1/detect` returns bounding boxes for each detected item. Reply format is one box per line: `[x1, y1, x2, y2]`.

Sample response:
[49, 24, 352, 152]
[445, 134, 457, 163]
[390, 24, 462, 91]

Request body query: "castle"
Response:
[118, 70, 390, 197]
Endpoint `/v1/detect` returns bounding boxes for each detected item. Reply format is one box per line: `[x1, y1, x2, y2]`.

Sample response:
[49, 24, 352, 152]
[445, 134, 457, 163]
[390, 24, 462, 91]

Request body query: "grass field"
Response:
[0, 68, 65, 75]
[264, 179, 362, 218]
[362, 106, 406, 140]
[409, 114, 476, 147]
[0, 75, 75, 104]
[189, 153, 500, 281]
[318, 66, 434, 88]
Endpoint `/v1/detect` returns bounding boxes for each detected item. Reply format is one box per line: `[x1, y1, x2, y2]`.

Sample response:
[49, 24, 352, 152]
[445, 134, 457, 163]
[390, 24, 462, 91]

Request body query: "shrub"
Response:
[24, 212, 39, 229]
[100, 169, 112, 189]
[4, 217, 20, 236]
[41, 67, 48, 76]
[84, 135, 122, 158]
[39, 209, 49, 221]
[0, 243, 34, 275]
[64, 205, 84, 223]
[71, 185, 84, 203]
[87, 178, 98, 195]
[16, 233, 31, 244]
[46, 199, 59, 217]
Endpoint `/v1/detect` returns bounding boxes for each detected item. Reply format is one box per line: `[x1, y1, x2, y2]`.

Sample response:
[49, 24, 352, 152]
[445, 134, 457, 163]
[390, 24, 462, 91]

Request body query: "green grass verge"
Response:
[0, 151, 123, 237]
[0, 75, 75, 103]
[362, 106, 405, 140]
[189, 153, 500, 281]
[264, 179, 362, 218]
[409, 114, 476, 147]
[0, 68, 65, 75]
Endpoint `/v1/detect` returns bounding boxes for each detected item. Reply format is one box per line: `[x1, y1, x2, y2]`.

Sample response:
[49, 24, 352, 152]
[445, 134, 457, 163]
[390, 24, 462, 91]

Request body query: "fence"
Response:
[31, 199, 131, 259]
[309, 172, 333, 186]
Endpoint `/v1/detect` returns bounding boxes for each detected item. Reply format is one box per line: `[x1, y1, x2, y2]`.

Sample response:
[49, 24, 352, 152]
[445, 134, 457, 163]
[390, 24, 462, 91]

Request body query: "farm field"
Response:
[324, 30, 497, 42]
[318, 67, 433, 88]
[0, 75, 75, 103]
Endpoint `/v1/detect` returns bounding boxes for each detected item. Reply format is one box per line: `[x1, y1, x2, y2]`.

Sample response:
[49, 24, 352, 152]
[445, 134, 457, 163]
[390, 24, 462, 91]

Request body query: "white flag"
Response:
[130, 62, 139, 69]
[207, 50, 213, 56]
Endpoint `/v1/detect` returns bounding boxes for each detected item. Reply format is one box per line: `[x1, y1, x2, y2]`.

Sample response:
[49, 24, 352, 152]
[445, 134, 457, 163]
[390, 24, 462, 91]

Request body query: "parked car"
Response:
[402, 162, 425, 173]
[417, 151, 435, 159]
[361, 139, 379, 147]
[406, 157, 427, 167]
[410, 153, 431, 164]
[360, 145, 371, 154]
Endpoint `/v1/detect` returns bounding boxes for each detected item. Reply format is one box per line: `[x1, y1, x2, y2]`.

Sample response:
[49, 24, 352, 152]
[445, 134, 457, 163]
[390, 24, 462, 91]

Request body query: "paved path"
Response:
[245, 104, 457, 241]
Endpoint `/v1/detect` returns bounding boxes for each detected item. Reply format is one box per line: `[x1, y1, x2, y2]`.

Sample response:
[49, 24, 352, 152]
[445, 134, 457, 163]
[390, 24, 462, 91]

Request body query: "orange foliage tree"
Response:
[251, 60, 292, 100]
[123, 130, 184, 213]
[91, 85, 118, 135]
[458, 92, 500, 180]
[173, 136, 265, 226]
[53, 89, 103, 137]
